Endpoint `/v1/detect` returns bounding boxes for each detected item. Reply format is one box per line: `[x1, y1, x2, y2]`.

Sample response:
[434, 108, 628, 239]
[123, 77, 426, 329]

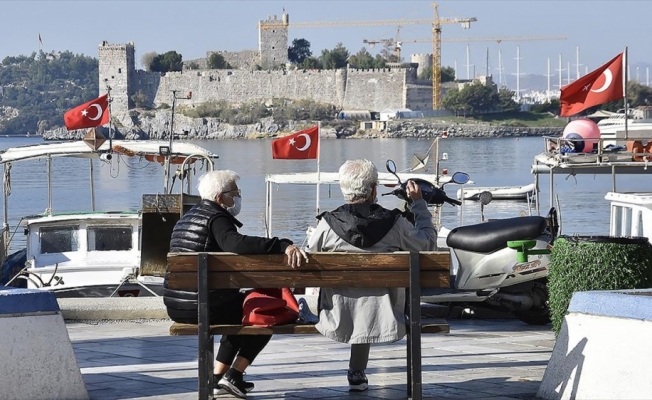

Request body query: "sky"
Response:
[2, 0, 651, 86]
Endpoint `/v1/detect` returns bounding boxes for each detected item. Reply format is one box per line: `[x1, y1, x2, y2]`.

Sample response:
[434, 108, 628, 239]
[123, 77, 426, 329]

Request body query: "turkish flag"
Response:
[271, 125, 319, 159]
[64, 94, 110, 130]
[560, 52, 624, 117]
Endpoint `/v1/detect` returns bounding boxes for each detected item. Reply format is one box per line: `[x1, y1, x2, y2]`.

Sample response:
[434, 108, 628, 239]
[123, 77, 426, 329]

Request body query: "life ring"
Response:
[112, 144, 136, 157]
[627, 140, 652, 162]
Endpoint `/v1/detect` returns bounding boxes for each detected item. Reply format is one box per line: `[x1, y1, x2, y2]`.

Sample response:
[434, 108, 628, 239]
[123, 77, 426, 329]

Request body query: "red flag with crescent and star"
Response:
[64, 94, 110, 130]
[559, 52, 624, 117]
[271, 125, 319, 159]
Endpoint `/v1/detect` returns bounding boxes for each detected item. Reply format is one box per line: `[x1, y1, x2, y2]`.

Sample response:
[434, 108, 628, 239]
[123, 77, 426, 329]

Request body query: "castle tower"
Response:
[410, 53, 433, 78]
[258, 13, 289, 69]
[98, 41, 135, 113]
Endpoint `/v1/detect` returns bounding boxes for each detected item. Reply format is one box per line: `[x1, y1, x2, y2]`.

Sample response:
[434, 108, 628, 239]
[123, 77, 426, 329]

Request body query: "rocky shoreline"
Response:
[42, 110, 564, 141]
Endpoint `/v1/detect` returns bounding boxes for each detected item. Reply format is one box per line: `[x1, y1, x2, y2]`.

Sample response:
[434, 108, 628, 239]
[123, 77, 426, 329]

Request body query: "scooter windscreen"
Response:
[389, 179, 461, 206]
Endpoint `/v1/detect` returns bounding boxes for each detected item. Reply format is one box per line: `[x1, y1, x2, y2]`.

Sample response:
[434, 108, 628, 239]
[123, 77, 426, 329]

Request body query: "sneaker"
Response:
[218, 369, 249, 399]
[347, 369, 368, 392]
[213, 374, 254, 395]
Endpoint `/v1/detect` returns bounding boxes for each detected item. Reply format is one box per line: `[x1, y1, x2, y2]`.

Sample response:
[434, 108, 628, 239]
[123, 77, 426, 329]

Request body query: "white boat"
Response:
[597, 108, 652, 147]
[531, 135, 652, 240]
[456, 183, 536, 201]
[0, 139, 217, 297]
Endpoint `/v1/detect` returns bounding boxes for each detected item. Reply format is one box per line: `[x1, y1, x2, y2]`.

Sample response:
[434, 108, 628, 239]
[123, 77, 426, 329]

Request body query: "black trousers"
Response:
[213, 292, 272, 365]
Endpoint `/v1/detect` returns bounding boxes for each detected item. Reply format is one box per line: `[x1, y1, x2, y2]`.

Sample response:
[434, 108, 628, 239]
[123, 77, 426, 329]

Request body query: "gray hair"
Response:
[197, 170, 240, 201]
[339, 159, 378, 203]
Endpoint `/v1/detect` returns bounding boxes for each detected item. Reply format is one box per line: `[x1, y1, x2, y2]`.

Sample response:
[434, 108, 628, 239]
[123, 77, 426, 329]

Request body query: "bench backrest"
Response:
[166, 251, 450, 291]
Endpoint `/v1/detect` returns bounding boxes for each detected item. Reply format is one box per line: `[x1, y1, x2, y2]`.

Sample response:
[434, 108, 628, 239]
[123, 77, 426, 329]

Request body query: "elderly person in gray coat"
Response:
[307, 158, 436, 392]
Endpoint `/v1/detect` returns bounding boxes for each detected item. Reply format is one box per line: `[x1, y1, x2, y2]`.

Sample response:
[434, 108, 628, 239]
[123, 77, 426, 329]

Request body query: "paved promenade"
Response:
[66, 319, 554, 400]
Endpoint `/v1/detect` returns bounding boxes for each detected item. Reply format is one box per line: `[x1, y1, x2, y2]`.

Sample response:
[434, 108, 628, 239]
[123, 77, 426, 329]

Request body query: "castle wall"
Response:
[139, 68, 410, 112]
[98, 41, 135, 113]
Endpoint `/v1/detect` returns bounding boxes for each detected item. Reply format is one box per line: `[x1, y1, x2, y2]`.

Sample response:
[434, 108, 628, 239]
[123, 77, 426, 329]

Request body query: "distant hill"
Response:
[498, 61, 652, 94]
[0, 51, 98, 136]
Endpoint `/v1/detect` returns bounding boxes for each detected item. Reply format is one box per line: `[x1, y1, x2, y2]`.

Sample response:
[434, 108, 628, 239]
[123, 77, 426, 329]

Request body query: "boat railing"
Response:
[540, 135, 652, 167]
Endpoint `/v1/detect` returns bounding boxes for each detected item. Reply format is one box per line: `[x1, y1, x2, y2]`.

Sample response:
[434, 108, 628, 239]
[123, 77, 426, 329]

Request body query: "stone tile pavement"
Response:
[66, 319, 555, 400]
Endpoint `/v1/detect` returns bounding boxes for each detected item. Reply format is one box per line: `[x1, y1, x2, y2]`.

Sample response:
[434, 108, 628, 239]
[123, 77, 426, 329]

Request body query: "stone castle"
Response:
[98, 12, 436, 114]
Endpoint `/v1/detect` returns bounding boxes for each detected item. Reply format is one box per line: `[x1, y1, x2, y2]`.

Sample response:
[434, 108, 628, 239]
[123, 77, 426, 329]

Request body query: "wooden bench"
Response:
[166, 251, 451, 400]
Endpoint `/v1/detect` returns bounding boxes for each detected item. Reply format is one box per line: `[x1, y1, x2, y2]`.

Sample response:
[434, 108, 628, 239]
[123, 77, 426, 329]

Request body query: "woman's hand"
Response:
[285, 245, 308, 268]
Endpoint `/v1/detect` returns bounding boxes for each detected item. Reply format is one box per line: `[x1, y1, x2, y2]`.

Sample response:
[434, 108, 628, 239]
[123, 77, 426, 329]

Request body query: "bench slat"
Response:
[167, 252, 450, 273]
[165, 270, 450, 291]
[169, 319, 449, 336]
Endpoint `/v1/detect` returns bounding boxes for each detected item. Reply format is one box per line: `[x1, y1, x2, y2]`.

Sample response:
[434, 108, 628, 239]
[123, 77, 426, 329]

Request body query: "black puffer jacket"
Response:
[164, 199, 291, 323]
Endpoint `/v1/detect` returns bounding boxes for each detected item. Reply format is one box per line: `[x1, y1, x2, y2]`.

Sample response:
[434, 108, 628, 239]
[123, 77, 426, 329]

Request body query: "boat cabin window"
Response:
[40, 226, 79, 254]
[88, 226, 133, 251]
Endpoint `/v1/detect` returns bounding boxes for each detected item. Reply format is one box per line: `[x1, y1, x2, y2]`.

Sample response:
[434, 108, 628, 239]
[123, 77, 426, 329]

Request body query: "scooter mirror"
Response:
[479, 191, 493, 206]
[385, 160, 397, 174]
[451, 172, 470, 185]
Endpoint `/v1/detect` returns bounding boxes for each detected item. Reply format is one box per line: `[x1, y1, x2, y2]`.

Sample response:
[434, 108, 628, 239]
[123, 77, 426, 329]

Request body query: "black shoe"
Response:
[213, 374, 254, 395]
[218, 369, 249, 399]
[347, 369, 368, 392]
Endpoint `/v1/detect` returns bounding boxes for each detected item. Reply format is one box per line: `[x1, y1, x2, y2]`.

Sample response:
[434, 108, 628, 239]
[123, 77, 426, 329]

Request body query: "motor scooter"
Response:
[382, 160, 558, 325]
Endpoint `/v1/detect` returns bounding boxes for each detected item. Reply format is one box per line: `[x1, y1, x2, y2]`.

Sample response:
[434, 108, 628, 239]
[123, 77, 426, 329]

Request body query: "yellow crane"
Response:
[259, 3, 476, 110]
[365, 35, 568, 60]
[365, 33, 567, 107]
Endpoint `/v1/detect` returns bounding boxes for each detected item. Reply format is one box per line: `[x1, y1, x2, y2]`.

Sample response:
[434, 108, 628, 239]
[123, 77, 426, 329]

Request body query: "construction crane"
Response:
[258, 3, 476, 110]
[364, 35, 568, 60]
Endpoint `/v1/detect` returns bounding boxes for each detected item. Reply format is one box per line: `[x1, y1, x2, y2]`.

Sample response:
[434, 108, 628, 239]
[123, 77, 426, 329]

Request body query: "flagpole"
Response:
[106, 82, 113, 153]
[623, 47, 629, 141]
[316, 122, 321, 217]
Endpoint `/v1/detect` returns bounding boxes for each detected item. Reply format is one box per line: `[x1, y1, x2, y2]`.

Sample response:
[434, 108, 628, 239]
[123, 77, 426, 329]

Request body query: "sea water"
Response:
[1, 136, 650, 251]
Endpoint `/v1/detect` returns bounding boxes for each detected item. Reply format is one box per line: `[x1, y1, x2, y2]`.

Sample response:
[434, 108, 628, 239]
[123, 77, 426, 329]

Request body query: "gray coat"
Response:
[307, 199, 436, 344]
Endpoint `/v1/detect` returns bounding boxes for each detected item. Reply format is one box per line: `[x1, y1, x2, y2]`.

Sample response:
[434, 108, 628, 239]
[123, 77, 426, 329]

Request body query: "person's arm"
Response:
[397, 198, 437, 251]
[211, 214, 306, 267]
[211, 213, 290, 254]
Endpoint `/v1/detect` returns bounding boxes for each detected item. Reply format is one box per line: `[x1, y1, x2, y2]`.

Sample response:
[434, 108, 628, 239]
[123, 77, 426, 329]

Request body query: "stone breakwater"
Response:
[43, 111, 563, 140]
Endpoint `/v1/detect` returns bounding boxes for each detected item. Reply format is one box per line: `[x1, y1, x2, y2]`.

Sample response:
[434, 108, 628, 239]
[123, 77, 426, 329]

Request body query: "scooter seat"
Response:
[446, 216, 547, 254]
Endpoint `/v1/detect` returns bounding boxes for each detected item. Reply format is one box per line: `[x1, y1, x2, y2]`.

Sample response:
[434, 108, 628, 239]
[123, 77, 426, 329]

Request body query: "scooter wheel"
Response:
[513, 281, 550, 325]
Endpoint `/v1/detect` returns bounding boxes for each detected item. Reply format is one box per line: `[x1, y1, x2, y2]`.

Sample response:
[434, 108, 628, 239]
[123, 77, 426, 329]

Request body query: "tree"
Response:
[207, 53, 231, 69]
[299, 57, 321, 69]
[185, 61, 200, 70]
[442, 82, 500, 115]
[131, 89, 149, 109]
[141, 52, 157, 72]
[150, 51, 183, 73]
[320, 43, 349, 69]
[498, 87, 519, 112]
[288, 38, 312, 64]
[348, 48, 376, 69]
[380, 42, 400, 63]
[418, 65, 455, 82]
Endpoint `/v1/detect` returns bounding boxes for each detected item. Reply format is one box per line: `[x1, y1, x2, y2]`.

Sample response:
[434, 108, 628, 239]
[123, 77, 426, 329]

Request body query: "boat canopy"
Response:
[266, 171, 457, 186]
[0, 140, 218, 164]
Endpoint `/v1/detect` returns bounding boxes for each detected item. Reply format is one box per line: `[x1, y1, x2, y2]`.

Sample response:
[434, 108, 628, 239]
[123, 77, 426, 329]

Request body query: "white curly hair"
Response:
[338, 159, 378, 203]
[197, 170, 240, 201]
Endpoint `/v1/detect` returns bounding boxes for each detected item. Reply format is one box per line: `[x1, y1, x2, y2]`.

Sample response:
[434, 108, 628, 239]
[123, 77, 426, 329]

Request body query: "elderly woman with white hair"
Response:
[165, 170, 305, 399]
[307, 159, 436, 392]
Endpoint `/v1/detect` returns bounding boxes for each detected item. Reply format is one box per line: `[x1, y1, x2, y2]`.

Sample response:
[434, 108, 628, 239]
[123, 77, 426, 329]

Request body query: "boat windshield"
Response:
[88, 226, 132, 251]
[40, 225, 79, 254]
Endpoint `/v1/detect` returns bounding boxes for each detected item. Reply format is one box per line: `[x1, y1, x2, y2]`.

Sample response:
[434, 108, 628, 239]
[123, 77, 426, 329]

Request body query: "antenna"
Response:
[556, 53, 564, 89]
[566, 61, 572, 85]
[485, 47, 489, 77]
[496, 48, 505, 86]
[466, 44, 471, 80]
[545, 57, 554, 93]
[647, 66, 650, 86]
[512, 45, 524, 102]
[574, 46, 582, 79]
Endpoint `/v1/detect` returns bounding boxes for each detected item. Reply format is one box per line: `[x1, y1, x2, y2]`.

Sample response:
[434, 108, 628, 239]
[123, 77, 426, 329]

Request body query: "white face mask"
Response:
[226, 195, 242, 217]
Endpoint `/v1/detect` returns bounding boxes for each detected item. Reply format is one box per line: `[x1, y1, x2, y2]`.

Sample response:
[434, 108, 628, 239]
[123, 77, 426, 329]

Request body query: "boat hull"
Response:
[457, 183, 536, 201]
